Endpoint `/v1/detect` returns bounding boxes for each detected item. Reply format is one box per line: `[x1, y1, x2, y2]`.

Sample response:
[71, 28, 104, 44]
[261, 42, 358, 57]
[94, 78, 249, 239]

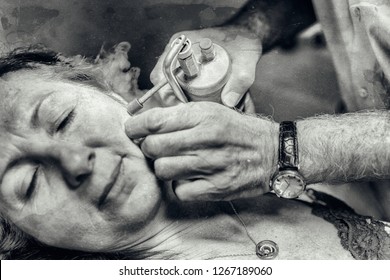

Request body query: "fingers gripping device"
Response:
[127, 35, 232, 115]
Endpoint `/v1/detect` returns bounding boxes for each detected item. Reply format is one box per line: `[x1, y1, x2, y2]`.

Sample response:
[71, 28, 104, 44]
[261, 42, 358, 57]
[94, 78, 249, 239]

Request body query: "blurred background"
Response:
[0, 0, 341, 121]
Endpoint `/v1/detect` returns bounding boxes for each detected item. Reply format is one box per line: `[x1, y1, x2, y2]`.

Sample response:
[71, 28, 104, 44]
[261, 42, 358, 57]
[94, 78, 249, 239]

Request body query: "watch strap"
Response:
[279, 121, 299, 170]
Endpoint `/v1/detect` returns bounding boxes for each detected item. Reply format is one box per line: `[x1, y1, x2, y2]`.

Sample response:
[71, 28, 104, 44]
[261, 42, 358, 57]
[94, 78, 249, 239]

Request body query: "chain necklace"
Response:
[206, 201, 279, 260]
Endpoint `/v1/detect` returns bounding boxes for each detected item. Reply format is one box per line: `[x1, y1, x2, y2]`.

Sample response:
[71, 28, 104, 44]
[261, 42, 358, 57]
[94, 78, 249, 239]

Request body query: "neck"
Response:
[128, 198, 254, 259]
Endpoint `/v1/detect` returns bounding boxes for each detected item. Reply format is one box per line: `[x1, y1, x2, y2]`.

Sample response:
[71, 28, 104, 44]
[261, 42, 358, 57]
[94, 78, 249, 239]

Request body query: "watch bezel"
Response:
[270, 169, 306, 199]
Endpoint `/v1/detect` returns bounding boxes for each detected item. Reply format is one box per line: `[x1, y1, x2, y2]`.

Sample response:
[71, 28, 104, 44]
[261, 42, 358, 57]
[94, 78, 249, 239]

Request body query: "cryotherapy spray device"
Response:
[127, 34, 232, 115]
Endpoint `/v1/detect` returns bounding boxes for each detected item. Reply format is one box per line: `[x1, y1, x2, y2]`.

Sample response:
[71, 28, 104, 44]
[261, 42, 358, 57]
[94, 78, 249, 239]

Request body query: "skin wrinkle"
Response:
[124, 219, 191, 258]
[0, 65, 167, 254]
[0, 133, 29, 191]
[77, 203, 98, 231]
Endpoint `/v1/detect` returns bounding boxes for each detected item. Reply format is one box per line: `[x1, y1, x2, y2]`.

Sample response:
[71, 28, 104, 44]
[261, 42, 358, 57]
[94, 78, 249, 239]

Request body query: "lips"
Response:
[98, 156, 123, 207]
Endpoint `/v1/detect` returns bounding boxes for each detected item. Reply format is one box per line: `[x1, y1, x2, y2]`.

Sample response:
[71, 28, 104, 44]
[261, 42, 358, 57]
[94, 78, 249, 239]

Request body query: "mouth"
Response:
[98, 156, 124, 207]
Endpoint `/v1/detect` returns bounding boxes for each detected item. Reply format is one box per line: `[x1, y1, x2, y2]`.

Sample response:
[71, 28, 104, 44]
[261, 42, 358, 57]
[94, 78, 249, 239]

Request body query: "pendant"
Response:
[256, 240, 279, 259]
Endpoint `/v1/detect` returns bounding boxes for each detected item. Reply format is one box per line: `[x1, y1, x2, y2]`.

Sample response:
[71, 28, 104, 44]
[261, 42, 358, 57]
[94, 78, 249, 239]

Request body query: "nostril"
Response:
[88, 152, 95, 162]
[71, 151, 95, 187]
[75, 174, 90, 185]
[87, 151, 96, 169]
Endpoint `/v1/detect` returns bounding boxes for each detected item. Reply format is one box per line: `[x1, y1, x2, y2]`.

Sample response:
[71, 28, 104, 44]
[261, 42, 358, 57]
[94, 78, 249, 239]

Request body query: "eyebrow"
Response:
[30, 91, 55, 128]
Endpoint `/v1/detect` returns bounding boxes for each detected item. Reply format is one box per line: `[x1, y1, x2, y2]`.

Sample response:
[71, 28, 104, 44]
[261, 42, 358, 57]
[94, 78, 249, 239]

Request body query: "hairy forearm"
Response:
[297, 111, 390, 184]
[226, 0, 316, 51]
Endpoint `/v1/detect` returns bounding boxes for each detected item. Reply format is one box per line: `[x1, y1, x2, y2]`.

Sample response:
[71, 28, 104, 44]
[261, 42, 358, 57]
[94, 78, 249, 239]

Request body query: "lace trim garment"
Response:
[308, 189, 390, 260]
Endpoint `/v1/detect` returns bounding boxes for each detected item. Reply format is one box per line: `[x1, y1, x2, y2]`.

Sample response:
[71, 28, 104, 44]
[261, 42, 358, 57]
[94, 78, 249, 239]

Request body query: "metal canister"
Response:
[176, 38, 231, 103]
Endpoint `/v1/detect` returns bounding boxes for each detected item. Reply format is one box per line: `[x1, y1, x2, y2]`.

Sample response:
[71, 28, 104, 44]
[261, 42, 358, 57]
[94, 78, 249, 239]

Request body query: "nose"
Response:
[53, 143, 96, 187]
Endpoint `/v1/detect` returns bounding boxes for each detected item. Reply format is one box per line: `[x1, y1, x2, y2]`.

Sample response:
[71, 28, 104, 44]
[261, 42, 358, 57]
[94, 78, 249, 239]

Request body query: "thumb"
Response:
[221, 73, 255, 108]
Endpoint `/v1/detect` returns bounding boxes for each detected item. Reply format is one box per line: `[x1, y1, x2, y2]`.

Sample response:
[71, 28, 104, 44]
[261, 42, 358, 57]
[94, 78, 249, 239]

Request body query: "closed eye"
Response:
[26, 166, 39, 199]
[56, 109, 76, 132]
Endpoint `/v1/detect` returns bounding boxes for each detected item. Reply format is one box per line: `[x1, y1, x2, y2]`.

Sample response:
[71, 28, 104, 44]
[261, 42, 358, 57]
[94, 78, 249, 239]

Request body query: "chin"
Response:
[119, 172, 162, 224]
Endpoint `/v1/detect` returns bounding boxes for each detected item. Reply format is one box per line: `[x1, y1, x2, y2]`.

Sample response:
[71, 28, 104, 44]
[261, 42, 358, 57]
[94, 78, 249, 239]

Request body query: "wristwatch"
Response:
[270, 121, 306, 199]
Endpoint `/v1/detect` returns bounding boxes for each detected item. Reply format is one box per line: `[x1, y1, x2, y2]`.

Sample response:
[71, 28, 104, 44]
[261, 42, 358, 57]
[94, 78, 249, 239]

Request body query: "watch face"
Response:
[271, 170, 306, 199]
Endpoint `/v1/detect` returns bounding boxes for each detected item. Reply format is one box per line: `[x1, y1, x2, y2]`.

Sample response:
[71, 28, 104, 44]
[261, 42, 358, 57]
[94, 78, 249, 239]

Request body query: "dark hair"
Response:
[0, 45, 59, 77]
[0, 215, 155, 260]
[0, 45, 149, 259]
[0, 45, 112, 91]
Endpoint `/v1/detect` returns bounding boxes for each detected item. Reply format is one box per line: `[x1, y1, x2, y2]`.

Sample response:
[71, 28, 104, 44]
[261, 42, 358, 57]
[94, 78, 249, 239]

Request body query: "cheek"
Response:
[16, 192, 76, 237]
[78, 96, 145, 157]
[69, 97, 126, 146]
[79, 95, 127, 132]
[13, 180, 84, 243]
[16, 197, 113, 250]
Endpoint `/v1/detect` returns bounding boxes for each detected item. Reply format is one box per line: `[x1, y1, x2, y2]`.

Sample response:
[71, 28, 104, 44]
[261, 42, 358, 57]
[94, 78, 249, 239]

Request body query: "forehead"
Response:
[0, 70, 84, 163]
[1, 71, 58, 126]
[0, 71, 50, 176]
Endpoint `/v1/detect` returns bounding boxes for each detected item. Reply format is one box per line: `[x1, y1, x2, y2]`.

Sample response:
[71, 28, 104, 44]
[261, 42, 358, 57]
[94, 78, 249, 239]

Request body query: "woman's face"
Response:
[0, 70, 162, 252]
